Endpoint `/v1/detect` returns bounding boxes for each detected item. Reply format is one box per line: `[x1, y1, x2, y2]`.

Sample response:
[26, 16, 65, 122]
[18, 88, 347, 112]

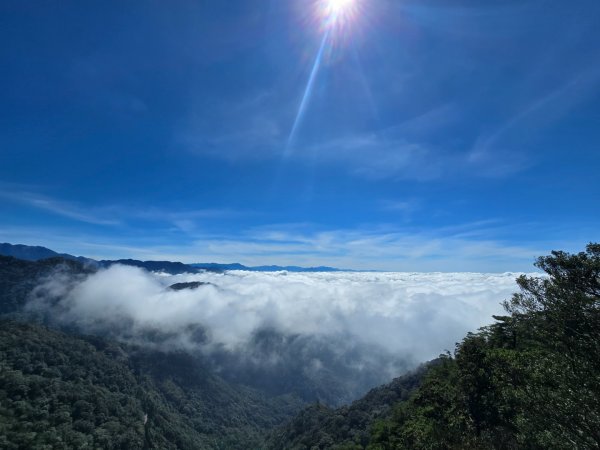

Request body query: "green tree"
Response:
[368, 243, 600, 449]
[500, 243, 600, 448]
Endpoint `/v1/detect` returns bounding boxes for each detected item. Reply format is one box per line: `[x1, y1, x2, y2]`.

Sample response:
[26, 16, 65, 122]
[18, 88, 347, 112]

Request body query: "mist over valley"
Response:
[21, 258, 526, 405]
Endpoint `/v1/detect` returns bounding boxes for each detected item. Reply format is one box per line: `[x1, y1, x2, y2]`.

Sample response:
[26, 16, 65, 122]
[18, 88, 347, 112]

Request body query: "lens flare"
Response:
[283, 0, 364, 156]
[319, 0, 360, 30]
[327, 0, 355, 15]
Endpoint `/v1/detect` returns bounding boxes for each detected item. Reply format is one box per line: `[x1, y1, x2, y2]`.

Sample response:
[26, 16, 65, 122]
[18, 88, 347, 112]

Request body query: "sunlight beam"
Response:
[284, 30, 330, 155]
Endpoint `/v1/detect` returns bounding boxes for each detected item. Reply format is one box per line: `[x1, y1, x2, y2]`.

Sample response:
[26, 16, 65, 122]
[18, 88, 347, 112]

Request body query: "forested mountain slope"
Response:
[266, 364, 430, 449]
[0, 321, 303, 450]
[0, 255, 92, 315]
[0, 255, 305, 449]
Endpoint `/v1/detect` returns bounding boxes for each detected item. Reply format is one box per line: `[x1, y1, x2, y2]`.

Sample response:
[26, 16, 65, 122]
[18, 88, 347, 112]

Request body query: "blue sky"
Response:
[1, 0, 599, 271]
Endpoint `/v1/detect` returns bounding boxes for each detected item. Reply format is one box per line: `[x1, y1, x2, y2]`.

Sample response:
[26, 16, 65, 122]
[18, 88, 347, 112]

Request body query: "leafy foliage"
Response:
[265, 365, 429, 449]
[0, 255, 92, 316]
[0, 321, 304, 449]
[368, 243, 600, 449]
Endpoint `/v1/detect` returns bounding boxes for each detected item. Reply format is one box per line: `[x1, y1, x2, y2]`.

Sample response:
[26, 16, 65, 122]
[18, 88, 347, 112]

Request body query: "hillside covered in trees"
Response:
[0, 321, 305, 449]
[0, 255, 306, 449]
[0, 255, 94, 316]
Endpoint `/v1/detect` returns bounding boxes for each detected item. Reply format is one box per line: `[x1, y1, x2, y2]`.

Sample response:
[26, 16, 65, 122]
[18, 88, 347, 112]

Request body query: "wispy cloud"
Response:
[469, 67, 600, 176]
[131, 207, 251, 234]
[178, 94, 543, 182]
[0, 184, 253, 234]
[102, 223, 552, 271]
[380, 199, 418, 213]
[177, 90, 285, 160]
[1, 218, 592, 272]
[0, 188, 120, 226]
[307, 135, 445, 181]
[177, 97, 466, 181]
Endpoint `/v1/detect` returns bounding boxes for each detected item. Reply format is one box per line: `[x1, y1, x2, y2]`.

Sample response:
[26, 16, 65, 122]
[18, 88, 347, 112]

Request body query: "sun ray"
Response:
[284, 30, 330, 155]
[283, 0, 362, 157]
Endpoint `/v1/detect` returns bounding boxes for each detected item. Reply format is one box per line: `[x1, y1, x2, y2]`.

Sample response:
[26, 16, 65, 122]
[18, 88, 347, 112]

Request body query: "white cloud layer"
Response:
[30, 265, 530, 363]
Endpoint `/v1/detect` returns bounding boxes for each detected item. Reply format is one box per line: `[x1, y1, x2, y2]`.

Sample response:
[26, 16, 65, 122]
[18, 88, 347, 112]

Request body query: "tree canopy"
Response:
[367, 243, 600, 449]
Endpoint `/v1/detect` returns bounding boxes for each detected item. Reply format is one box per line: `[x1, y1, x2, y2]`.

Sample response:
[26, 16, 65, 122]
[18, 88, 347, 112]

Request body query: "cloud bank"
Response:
[26, 264, 535, 404]
[29, 265, 526, 362]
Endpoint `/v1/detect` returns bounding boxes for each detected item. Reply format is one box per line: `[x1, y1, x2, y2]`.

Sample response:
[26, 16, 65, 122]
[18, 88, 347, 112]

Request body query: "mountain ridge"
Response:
[190, 262, 342, 272]
[0, 243, 343, 273]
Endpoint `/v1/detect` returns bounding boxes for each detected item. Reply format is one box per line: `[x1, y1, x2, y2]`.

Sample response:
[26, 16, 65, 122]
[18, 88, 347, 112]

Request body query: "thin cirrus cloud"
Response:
[177, 90, 285, 161]
[172, 226, 548, 272]
[132, 207, 251, 234]
[178, 109, 460, 181]
[380, 199, 419, 213]
[304, 135, 445, 181]
[0, 218, 551, 272]
[176, 93, 539, 183]
[469, 67, 600, 176]
[0, 185, 247, 233]
[0, 189, 120, 226]
[0, 183, 574, 272]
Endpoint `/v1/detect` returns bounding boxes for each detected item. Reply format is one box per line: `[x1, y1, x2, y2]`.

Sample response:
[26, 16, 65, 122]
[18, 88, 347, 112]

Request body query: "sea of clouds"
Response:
[28, 265, 529, 363]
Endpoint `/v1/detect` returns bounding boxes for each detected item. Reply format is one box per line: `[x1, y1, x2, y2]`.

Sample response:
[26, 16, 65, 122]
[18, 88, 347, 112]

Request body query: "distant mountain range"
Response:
[0, 242, 93, 264]
[190, 262, 341, 272]
[98, 258, 201, 275]
[0, 242, 342, 273]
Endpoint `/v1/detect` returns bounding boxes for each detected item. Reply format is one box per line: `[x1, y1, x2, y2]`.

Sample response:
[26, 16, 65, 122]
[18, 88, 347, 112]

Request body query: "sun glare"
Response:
[318, 0, 359, 28]
[327, 0, 355, 15]
[286, 0, 364, 152]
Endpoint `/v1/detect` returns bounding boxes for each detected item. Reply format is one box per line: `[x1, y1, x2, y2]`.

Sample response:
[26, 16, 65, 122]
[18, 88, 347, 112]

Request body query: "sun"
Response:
[327, 0, 355, 15]
[318, 0, 359, 27]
